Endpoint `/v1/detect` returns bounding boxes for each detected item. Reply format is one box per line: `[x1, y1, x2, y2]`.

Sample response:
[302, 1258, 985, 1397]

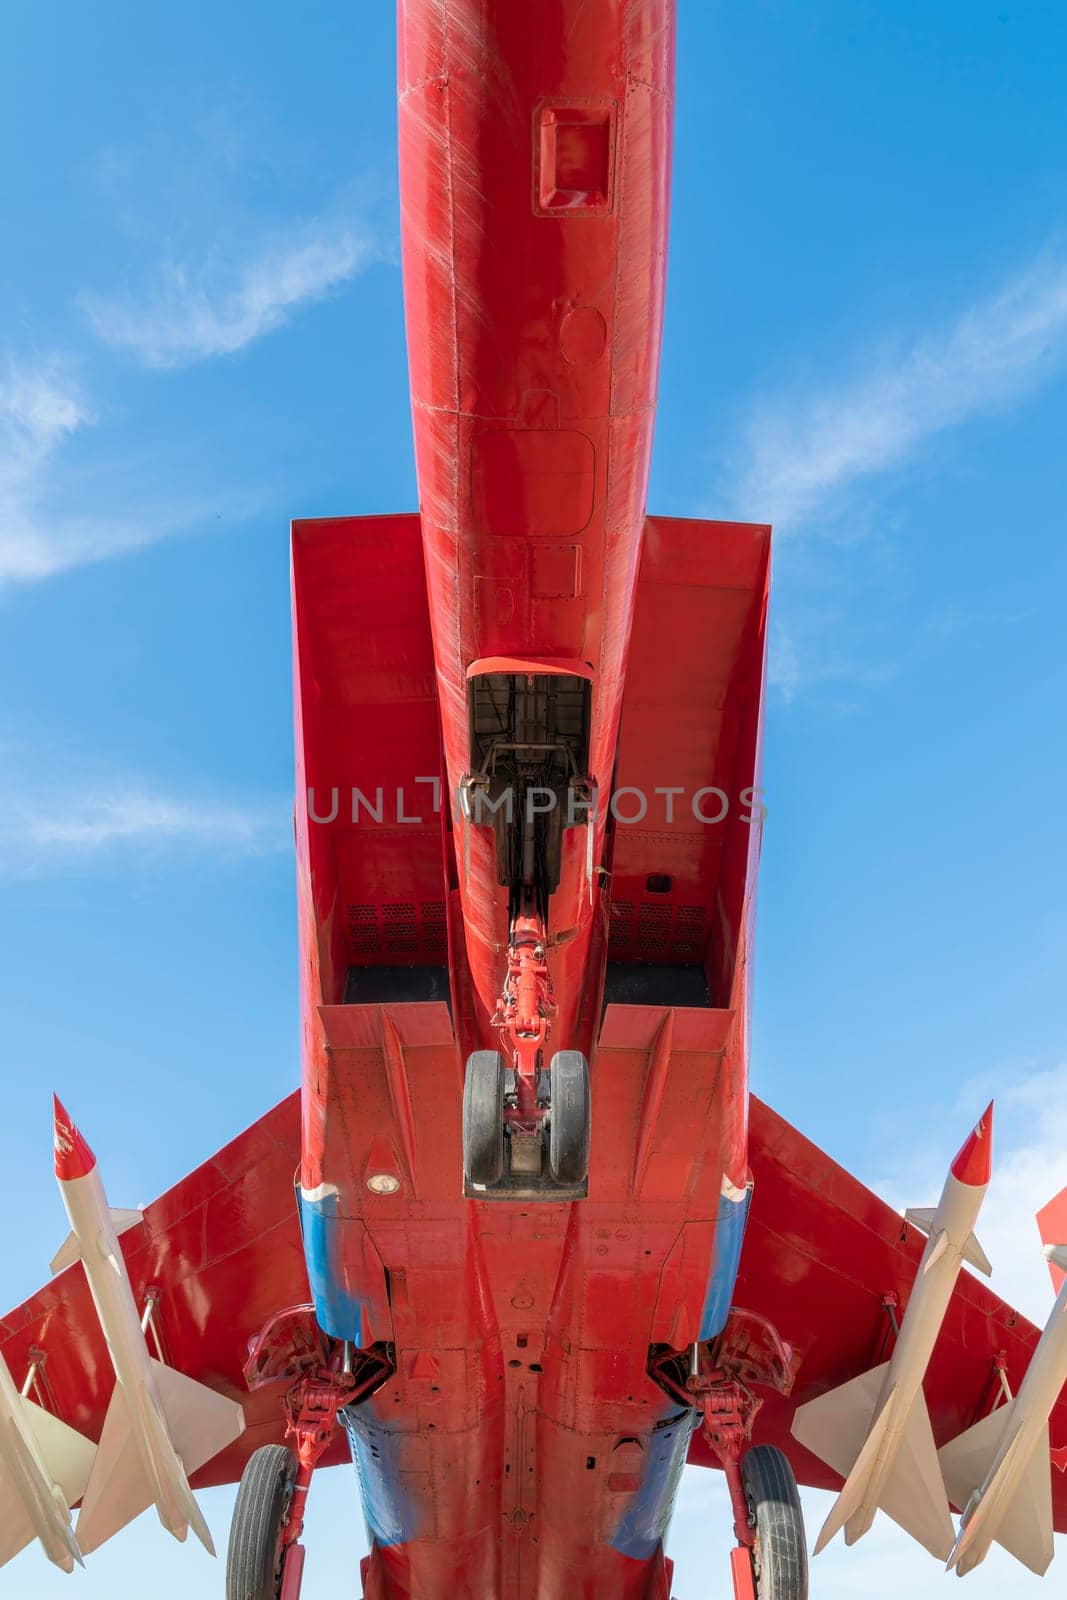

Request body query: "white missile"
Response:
[793, 1102, 994, 1561]
[0, 1347, 94, 1572]
[940, 1240, 1067, 1578]
[51, 1096, 245, 1555]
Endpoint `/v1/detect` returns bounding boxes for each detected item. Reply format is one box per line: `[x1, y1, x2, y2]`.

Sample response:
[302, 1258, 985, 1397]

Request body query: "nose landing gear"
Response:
[461, 904, 590, 1199]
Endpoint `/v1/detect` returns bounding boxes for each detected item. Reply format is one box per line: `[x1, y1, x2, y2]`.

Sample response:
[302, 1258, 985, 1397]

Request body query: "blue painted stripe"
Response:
[297, 1188, 366, 1344]
[611, 1409, 697, 1560]
[699, 1185, 752, 1342]
[340, 1404, 416, 1548]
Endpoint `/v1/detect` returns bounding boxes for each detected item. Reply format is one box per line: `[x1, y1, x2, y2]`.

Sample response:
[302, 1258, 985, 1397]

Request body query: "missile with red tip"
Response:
[0, 1345, 95, 1572]
[51, 1096, 245, 1556]
[940, 1239, 1067, 1577]
[793, 1103, 994, 1561]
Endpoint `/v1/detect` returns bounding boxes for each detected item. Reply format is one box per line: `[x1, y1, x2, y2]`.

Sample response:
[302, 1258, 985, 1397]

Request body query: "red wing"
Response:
[687, 1095, 1067, 1532]
[0, 1092, 343, 1488]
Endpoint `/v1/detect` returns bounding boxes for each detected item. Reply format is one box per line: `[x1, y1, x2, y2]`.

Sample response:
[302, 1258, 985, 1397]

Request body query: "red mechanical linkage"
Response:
[492, 904, 555, 1127]
[244, 1306, 394, 1599]
[648, 1310, 796, 1599]
[278, 1366, 357, 1557]
[697, 1378, 762, 1550]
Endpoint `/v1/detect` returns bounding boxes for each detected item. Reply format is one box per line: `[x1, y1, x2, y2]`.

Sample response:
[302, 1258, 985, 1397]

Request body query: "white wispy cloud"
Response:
[80, 214, 375, 369]
[734, 253, 1067, 534]
[0, 358, 96, 582]
[0, 769, 287, 873]
[0, 355, 259, 590]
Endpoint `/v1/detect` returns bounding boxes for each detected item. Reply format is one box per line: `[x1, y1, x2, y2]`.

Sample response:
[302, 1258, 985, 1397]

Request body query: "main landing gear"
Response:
[462, 902, 591, 1197]
[227, 1307, 392, 1600]
[739, 1446, 807, 1600]
[650, 1309, 808, 1600]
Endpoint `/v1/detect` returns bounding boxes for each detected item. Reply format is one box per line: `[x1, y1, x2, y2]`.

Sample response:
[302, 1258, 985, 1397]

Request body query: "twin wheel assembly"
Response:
[462, 1046, 591, 1193]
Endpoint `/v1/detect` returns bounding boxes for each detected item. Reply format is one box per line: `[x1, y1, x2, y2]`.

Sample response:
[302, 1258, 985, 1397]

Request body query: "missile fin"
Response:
[74, 1385, 154, 1555]
[792, 1361, 889, 1483]
[962, 1232, 993, 1277]
[109, 1207, 145, 1239]
[938, 1402, 1014, 1515]
[49, 1230, 81, 1276]
[812, 1384, 899, 1553]
[0, 1398, 90, 1570]
[904, 1206, 937, 1237]
[922, 1229, 949, 1272]
[989, 1422, 1055, 1575]
[136, 1388, 213, 1549]
[148, 1357, 246, 1476]
[867, 1389, 954, 1559]
[21, 1395, 95, 1506]
[945, 1419, 1054, 1577]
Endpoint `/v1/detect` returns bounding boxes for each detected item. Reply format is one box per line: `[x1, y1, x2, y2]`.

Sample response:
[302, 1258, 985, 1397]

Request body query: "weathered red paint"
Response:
[397, 0, 674, 1052]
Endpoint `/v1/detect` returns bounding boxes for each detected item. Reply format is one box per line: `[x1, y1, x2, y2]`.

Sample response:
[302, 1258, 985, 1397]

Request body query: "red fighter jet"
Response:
[4, 3, 1067, 1599]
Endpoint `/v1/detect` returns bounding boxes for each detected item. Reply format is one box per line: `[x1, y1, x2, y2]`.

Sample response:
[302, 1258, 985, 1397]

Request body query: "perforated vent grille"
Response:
[608, 898, 707, 963]
[346, 900, 448, 963]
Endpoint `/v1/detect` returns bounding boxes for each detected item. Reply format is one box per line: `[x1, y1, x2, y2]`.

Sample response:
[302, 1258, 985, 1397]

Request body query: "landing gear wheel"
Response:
[740, 1445, 808, 1600]
[463, 1049, 505, 1186]
[548, 1049, 590, 1185]
[226, 1443, 298, 1600]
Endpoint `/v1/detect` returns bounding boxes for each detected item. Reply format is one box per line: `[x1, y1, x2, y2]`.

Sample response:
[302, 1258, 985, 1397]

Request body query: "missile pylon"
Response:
[792, 1102, 994, 1561]
[940, 1240, 1067, 1578]
[51, 1095, 245, 1556]
[0, 1346, 95, 1572]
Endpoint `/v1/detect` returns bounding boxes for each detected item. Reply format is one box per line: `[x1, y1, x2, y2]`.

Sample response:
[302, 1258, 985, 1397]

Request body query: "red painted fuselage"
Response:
[292, 4, 767, 1597]
[399, 0, 674, 1049]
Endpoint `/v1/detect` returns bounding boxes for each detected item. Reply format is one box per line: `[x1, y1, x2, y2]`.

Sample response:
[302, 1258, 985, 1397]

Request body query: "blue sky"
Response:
[2, 1, 1066, 1594]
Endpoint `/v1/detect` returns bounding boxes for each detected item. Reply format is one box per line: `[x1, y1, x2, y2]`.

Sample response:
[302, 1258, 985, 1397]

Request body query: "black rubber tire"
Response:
[548, 1049, 591, 1185]
[226, 1444, 297, 1600]
[741, 1445, 808, 1600]
[463, 1049, 505, 1186]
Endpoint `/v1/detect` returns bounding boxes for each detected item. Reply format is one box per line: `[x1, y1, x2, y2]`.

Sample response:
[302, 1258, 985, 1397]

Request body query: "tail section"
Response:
[866, 1386, 954, 1560]
[941, 1408, 1054, 1576]
[22, 1396, 96, 1509]
[75, 1384, 155, 1554]
[75, 1363, 244, 1555]
[793, 1363, 954, 1559]
[0, 1399, 95, 1571]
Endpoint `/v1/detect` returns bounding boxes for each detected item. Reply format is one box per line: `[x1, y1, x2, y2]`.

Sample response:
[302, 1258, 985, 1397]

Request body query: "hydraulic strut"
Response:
[492, 896, 555, 1130]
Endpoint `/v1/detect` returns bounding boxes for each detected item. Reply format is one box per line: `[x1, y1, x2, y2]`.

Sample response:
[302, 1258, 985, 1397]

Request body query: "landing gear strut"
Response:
[649, 1308, 806, 1600]
[228, 1307, 393, 1600]
[462, 900, 591, 1196]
